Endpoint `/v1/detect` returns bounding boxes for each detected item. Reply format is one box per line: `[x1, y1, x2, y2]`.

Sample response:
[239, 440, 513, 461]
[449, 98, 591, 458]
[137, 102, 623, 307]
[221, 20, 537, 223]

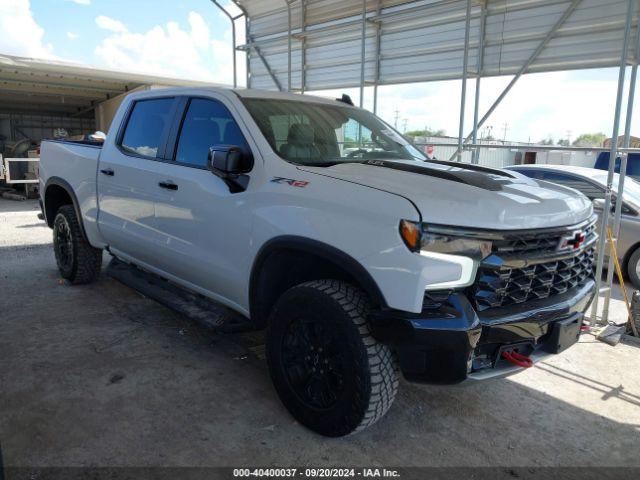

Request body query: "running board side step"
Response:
[106, 258, 254, 333]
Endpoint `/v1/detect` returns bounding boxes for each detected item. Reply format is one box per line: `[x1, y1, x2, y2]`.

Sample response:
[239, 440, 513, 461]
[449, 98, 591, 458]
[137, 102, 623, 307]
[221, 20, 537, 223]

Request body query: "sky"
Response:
[0, 0, 638, 143]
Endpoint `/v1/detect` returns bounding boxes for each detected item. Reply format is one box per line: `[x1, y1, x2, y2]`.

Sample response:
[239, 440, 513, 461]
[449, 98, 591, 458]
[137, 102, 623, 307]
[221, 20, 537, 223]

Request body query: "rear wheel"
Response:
[266, 280, 398, 437]
[53, 205, 102, 284]
[628, 247, 640, 289]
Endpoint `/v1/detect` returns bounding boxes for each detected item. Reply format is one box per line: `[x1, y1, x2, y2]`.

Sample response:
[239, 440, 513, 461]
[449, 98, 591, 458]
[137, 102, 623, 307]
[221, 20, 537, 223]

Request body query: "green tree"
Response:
[572, 132, 606, 147]
[539, 137, 555, 145]
[558, 139, 570, 146]
[405, 128, 446, 138]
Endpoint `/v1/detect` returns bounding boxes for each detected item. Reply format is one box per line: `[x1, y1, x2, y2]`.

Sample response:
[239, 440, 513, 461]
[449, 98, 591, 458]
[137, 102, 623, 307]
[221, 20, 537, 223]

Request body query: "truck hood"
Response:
[299, 160, 593, 230]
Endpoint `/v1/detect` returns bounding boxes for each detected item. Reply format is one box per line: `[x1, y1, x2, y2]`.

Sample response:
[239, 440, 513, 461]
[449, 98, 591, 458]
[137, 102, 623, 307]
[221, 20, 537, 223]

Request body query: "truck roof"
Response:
[127, 86, 352, 107]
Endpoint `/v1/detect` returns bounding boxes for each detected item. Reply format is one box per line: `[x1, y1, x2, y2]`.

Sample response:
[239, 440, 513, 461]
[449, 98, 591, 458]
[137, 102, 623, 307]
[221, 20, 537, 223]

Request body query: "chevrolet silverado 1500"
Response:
[39, 87, 597, 436]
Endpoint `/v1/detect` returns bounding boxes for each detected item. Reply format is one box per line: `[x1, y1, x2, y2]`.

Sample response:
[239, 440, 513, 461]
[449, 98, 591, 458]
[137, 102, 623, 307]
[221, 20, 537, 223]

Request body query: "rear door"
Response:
[152, 95, 256, 309]
[97, 96, 180, 266]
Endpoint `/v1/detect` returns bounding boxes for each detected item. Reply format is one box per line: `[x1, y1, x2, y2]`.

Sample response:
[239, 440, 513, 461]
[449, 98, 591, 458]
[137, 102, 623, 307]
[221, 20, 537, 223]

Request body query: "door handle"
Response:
[100, 168, 114, 176]
[158, 181, 178, 191]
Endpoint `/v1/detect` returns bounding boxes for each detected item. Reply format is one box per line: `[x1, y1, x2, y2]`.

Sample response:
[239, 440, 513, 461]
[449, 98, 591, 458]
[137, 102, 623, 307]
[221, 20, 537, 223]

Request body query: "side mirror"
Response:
[593, 198, 617, 213]
[208, 145, 252, 175]
[592, 198, 605, 210]
[208, 145, 253, 192]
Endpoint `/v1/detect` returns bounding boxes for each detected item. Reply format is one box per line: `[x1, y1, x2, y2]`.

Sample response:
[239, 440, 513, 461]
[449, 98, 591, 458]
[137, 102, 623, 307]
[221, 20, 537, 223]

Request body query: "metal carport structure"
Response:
[0, 54, 218, 119]
[213, 0, 640, 327]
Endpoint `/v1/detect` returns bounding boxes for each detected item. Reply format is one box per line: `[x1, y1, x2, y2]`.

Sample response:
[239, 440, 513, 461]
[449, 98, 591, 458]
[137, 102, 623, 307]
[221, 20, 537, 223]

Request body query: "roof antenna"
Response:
[336, 94, 354, 106]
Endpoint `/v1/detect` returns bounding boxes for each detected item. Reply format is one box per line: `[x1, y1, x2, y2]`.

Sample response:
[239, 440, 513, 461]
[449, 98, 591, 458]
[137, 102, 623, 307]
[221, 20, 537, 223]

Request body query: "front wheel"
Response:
[266, 280, 399, 437]
[53, 205, 102, 284]
[627, 247, 640, 289]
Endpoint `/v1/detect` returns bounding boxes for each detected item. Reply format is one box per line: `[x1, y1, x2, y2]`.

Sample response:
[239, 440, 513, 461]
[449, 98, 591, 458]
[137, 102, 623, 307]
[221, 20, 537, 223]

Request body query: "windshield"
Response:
[242, 98, 426, 166]
[594, 173, 640, 206]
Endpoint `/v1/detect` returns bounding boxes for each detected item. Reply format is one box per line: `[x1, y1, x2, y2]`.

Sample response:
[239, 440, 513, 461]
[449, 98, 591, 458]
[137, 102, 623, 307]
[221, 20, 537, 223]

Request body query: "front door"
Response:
[152, 96, 255, 310]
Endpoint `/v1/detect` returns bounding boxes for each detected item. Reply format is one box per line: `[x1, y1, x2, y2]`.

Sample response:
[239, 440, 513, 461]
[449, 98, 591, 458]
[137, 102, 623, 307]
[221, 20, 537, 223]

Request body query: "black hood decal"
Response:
[361, 160, 511, 192]
[424, 159, 516, 177]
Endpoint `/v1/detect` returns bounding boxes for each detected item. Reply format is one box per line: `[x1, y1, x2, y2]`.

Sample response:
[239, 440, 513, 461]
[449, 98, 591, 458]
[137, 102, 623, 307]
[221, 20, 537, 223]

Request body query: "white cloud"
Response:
[67, 32, 79, 40]
[95, 15, 127, 34]
[0, 0, 55, 59]
[94, 11, 243, 85]
[67, 0, 91, 4]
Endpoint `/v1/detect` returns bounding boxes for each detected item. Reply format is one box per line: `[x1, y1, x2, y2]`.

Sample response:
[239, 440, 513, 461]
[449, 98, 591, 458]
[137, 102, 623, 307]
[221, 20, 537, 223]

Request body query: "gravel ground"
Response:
[1, 198, 639, 473]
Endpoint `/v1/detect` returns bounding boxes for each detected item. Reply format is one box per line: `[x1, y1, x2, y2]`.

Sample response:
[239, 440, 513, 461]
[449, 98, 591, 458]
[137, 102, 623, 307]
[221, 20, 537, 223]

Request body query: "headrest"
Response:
[287, 124, 314, 146]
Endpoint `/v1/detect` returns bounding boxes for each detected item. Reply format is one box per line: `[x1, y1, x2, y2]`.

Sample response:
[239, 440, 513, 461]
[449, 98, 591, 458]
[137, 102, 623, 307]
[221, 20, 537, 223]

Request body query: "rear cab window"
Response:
[119, 97, 175, 159]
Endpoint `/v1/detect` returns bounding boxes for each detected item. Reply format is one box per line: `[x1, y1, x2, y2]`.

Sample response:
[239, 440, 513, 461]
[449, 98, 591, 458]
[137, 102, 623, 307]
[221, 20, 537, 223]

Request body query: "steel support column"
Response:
[456, 0, 472, 162]
[286, 0, 293, 91]
[210, 0, 241, 88]
[228, 0, 249, 87]
[600, 0, 639, 323]
[471, 2, 487, 164]
[245, 15, 251, 87]
[373, 0, 382, 114]
[450, 0, 582, 161]
[359, 0, 367, 108]
[301, 0, 307, 93]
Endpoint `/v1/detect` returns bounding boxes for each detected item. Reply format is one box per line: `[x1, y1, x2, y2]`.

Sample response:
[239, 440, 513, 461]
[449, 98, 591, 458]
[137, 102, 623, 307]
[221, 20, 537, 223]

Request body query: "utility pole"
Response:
[394, 109, 400, 129]
[502, 122, 509, 141]
[402, 119, 408, 133]
[566, 130, 572, 144]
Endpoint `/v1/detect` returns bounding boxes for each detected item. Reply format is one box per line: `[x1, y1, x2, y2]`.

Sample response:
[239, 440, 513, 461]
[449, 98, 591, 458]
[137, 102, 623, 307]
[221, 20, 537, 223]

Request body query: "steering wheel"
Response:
[347, 148, 368, 158]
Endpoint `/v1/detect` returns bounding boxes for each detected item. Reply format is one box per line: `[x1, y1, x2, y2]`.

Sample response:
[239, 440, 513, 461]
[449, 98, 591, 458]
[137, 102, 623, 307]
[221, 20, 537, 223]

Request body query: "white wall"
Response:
[414, 136, 600, 169]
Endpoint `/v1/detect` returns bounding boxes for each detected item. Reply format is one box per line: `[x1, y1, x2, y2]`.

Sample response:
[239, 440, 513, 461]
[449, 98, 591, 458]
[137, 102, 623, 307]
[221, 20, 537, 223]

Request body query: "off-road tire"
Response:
[53, 205, 102, 284]
[266, 280, 399, 437]
[628, 247, 640, 289]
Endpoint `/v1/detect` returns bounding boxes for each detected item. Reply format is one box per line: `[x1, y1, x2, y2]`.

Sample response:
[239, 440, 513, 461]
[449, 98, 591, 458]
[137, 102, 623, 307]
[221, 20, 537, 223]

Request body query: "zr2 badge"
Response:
[271, 177, 310, 188]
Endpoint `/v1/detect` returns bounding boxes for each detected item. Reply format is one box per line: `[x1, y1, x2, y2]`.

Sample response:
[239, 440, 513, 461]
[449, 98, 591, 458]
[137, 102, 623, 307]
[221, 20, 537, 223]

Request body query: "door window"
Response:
[120, 98, 174, 158]
[175, 98, 250, 168]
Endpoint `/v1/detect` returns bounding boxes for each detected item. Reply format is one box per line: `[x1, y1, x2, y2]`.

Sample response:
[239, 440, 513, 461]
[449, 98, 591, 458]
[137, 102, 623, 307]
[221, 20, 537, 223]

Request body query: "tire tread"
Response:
[297, 280, 399, 434]
[55, 205, 102, 284]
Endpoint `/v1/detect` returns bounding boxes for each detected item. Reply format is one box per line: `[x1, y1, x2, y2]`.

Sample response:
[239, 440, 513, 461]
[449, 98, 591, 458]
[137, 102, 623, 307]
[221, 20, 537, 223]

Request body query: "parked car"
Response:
[39, 87, 597, 436]
[594, 151, 640, 181]
[506, 164, 640, 288]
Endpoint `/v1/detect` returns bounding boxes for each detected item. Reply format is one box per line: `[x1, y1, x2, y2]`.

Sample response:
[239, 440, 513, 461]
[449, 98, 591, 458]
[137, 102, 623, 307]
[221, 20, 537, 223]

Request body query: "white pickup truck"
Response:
[39, 87, 597, 436]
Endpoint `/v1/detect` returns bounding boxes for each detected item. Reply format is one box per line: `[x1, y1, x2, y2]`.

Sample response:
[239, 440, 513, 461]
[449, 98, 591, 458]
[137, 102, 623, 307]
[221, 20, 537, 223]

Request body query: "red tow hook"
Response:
[501, 350, 533, 368]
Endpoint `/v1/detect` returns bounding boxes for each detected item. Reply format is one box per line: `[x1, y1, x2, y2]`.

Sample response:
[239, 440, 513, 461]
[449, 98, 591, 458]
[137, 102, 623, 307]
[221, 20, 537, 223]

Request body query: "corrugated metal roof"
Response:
[236, 0, 637, 91]
[0, 54, 222, 116]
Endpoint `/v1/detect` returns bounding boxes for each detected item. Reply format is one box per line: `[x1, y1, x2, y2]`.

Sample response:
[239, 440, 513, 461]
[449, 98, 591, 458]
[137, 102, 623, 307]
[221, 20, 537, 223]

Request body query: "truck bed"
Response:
[39, 139, 103, 246]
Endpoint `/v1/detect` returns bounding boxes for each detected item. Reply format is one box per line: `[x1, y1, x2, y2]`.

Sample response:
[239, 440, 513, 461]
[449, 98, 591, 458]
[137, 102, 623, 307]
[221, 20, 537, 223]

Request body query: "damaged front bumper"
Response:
[368, 279, 595, 384]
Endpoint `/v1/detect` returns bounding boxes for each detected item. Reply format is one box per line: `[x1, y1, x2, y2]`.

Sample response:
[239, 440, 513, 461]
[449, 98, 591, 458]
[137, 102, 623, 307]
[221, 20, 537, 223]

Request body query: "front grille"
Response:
[471, 221, 597, 311]
[491, 221, 597, 258]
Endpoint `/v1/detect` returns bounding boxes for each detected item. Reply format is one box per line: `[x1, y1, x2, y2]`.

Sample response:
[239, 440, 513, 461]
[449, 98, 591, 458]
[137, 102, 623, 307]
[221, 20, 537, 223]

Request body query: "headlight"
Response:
[421, 230, 492, 260]
[399, 221, 493, 290]
[399, 220, 492, 260]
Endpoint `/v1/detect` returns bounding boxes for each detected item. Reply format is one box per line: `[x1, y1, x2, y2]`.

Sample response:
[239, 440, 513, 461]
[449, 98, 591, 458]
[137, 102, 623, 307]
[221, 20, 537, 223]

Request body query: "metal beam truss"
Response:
[592, 0, 639, 325]
[218, 0, 639, 325]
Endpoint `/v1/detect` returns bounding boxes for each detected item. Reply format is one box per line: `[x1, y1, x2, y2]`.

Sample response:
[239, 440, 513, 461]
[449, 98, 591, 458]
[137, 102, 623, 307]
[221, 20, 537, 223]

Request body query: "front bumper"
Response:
[368, 279, 595, 384]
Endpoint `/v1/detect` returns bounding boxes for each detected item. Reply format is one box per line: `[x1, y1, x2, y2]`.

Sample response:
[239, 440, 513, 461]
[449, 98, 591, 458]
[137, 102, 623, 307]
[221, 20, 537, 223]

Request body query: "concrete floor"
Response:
[1, 198, 640, 468]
